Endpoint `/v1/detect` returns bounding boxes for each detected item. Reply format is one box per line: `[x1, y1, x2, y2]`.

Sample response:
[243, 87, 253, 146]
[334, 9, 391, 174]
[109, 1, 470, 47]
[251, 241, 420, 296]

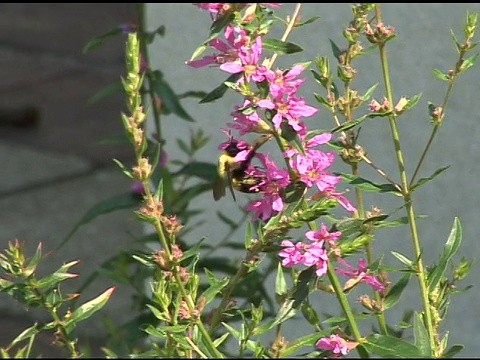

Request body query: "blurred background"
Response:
[1, 3, 480, 358]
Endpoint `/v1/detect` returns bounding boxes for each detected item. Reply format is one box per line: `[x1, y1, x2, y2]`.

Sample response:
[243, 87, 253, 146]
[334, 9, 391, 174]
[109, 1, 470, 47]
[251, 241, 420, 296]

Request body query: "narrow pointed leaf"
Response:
[275, 262, 288, 296]
[89, 81, 124, 104]
[57, 192, 141, 250]
[461, 52, 479, 72]
[428, 217, 462, 290]
[151, 71, 194, 121]
[329, 39, 342, 61]
[282, 331, 332, 357]
[254, 298, 296, 335]
[335, 173, 402, 195]
[10, 323, 41, 347]
[68, 287, 115, 325]
[410, 166, 450, 192]
[263, 39, 303, 54]
[294, 16, 320, 28]
[83, 27, 122, 53]
[391, 251, 415, 268]
[200, 73, 242, 103]
[443, 344, 464, 358]
[384, 273, 411, 310]
[363, 334, 426, 358]
[174, 162, 217, 182]
[413, 312, 432, 357]
[433, 69, 450, 81]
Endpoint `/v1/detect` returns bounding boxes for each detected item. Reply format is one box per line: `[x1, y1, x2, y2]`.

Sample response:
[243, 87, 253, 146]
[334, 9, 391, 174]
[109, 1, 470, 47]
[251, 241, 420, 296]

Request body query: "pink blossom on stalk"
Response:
[186, 26, 249, 69]
[265, 64, 306, 99]
[316, 334, 357, 357]
[305, 224, 342, 246]
[220, 36, 268, 83]
[278, 238, 329, 277]
[194, 3, 230, 15]
[278, 227, 337, 278]
[336, 258, 385, 292]
[244, 153, 290, 221]
[277, 239, 305, 267]
[257, 95, 317, 132]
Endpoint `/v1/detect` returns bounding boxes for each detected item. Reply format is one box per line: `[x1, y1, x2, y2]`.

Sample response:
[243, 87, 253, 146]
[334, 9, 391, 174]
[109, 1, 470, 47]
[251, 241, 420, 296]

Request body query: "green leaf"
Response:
[361, 83, 379, 100]
[200, 73, 242, 103]
[313, 93, 333, 109]
[275, 262, 288, 296]
[294, 16, 320, 28]
[83, 27, 122, 53]
[433, 68, 450, 81]
[57, 192, 141, 251]
[68, 287, 115, 325]
[151, 71, 194, 122]
[292, 266, 316, 308]
[428, 217, 463, 290]
[254, 298, 297, 336]
[199, 268, 230, 304]
[172, 183, 212, 212]
[174, 162, 217, 183]
[410, 166, 450, 192]
[335, 173, 402, 195]
[263, 39, 303, 54]
[391, 251, 415, 269]
[402, 93, 422, 112]
[329, 39, 342, 61]
[88, 81, 124, 104]
[9, 323, 41, 347]
[363, 334, 426, 358]
[282, 331, 331, 357]
[443, 344, 464, 358]
[371, 215, 427, 229]
[413, 312, 432, 357]
[216, 211, 239, 229]
[24, 243, 43, 276]
[460, 52, 479, 73]
[384, 273, 411, 310]
[301, 302, 321, 328]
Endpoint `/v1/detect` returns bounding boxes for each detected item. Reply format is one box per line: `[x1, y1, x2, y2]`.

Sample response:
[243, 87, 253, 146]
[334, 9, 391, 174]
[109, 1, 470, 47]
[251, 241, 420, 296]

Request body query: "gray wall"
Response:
[145, 4, 480, 356]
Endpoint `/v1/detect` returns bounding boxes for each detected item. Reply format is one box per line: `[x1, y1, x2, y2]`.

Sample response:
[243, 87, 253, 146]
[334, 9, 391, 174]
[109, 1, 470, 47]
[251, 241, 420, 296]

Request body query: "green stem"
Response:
[136, 3, 164, 153]
[352, 164, 388, 336]
[410, 48, 463, 186]
[326, 264, 364, 346]
[208, 241, 263, 334]
[374, 3, 435, 350]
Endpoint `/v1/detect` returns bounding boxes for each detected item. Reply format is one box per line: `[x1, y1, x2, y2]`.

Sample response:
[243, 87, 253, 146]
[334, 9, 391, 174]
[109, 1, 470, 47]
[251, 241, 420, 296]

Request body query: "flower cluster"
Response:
[278, 224, 341, 277]
[187, 4, 355, 222]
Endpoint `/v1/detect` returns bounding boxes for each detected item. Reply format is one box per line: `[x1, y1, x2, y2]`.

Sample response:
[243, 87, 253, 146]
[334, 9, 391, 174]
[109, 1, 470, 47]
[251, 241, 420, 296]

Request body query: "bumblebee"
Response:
[213, 134, 271, 201]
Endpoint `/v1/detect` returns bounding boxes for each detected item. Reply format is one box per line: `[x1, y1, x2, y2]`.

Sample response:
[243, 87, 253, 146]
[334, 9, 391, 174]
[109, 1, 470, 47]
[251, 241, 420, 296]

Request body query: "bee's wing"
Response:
[213, 173, 226, 201]
[225, 161, 237, 202]
[213, 155, 236, 202]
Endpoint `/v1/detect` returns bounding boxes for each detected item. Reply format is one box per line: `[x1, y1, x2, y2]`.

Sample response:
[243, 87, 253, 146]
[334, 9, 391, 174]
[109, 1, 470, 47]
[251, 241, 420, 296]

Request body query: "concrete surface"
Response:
[0, 3, 140, 357]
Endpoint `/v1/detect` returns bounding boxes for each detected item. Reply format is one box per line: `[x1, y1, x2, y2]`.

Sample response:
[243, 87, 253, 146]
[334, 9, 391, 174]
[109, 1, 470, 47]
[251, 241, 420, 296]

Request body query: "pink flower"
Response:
[131, 181, 146, 195]
[305, 224, 342, 246]
[257, 96, 318, 131]
[265, 64, 306, 99]
[186, 26, 248, 69]
[244, 153, 290, 221]
[336, 258, 385, 292]
[220, 36, 267, 83]
[278, 231, 330, 277]
[316, 334, 357, 357]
